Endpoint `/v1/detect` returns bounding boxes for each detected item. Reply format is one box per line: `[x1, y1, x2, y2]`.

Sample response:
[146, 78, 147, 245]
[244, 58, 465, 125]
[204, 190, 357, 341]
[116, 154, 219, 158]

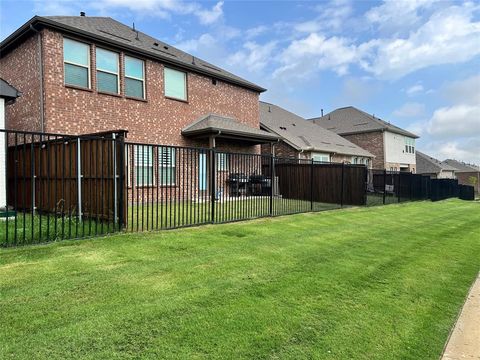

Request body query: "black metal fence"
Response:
[0, 129, 475, 247]
[1, 129, 125, 246]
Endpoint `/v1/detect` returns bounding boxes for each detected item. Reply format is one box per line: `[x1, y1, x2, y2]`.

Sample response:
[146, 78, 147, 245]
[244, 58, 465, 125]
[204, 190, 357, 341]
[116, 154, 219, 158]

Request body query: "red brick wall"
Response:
[0, 34, 43, 131]
[261, 141, 298, 159]
[342, 132, 384, 169]
[39, 29, 260, 150]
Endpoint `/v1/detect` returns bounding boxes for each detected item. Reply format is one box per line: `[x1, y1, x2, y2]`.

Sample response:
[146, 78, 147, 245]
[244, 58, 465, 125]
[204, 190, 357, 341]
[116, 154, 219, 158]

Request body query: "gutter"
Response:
[29, 23, 45, 132]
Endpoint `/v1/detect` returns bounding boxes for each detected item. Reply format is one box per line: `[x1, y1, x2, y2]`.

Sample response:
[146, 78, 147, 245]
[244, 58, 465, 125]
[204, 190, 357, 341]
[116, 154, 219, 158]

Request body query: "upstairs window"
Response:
[159, 147, 176, 185]
[405, 137, 415, 154]
[63, 38, 90, 88]
[96, 48, 119, 94]
[164, 67, 187, 101]
[125, 56, 145, 99]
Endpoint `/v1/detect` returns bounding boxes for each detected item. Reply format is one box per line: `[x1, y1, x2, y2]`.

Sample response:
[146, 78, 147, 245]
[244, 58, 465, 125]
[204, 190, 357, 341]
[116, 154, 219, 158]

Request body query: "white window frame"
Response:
[312, 152, 330, 163]
[134, 145, 154, 187]
[96, 47, 120, 94]
[125, 55, 145, 99]
[158, 147, 176, 186]
[164, 67, 187, 101]
[63, 37, 91, 88]
[217, 153, 229, 171]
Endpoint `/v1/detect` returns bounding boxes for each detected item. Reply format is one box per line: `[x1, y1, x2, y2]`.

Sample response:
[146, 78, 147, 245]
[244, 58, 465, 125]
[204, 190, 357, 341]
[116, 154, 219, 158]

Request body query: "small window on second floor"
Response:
[63, 38, 90, 88]
[125, 56, 145, 99]
[96, 48, 119, 94]
[164, 67, 187, 101]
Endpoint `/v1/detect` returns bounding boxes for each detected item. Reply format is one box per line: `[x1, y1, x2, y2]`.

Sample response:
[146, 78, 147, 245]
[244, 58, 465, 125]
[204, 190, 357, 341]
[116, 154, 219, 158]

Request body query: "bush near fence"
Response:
[0, 129, 475, 247]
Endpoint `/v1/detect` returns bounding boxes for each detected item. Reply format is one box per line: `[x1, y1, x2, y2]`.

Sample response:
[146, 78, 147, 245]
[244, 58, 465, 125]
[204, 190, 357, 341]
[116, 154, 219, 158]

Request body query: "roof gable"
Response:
[416, 151, 457, 174]
[259, 102, 373, 158]
[309, 106, 418, 138]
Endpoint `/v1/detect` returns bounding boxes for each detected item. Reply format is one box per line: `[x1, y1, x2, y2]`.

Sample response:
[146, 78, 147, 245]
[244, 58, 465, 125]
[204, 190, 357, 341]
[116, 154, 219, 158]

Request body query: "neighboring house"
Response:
[259, 102, 373, 165]
[0, 14, 277, 153]
[443, 159, 480, 194]
[309, 106, 418, 171]
[415, 151, 456, 179]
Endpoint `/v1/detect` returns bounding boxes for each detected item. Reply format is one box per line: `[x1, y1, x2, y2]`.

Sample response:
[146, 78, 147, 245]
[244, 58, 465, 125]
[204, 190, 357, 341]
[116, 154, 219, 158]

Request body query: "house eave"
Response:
[0, 16, 267, 93]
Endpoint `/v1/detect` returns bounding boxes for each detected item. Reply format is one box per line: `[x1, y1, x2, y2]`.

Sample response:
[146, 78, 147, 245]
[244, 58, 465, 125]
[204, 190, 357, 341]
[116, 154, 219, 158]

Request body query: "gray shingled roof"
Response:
[260, 102, 373, 157]
[0, 15, 265, 93]
[0, 78, 20, 101]
[182, 114, 279, 141]
[416, 151, 457, 175]
[309, 106, 418, 138]
[443, 159, 480, 172]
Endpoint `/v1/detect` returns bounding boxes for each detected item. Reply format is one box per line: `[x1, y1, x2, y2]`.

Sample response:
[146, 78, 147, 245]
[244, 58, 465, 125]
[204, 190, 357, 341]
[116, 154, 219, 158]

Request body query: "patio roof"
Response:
[182, 114, 280, 144]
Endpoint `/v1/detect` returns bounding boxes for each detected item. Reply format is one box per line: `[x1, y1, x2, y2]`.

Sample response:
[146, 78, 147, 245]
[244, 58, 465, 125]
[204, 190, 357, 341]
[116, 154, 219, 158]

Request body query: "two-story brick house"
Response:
[0, 14, 277, 150]
[309, 106, 418, 171]
[0, 14, 280, 204]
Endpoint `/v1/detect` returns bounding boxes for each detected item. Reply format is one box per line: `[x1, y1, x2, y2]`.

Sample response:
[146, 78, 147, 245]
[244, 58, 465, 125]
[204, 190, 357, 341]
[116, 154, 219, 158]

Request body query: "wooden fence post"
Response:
[310, 158, 314, 211]
[340, 162, 345, 207]
[383, 169, 386, 205]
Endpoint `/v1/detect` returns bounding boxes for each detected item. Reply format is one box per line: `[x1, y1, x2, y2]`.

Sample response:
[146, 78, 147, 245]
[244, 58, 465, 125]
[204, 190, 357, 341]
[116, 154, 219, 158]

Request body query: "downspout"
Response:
[30, 24, 45, 132]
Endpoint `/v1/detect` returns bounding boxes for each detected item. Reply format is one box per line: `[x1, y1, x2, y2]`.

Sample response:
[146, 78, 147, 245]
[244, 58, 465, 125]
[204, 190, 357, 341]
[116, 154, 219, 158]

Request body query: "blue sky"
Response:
[1, 0, 479, 163]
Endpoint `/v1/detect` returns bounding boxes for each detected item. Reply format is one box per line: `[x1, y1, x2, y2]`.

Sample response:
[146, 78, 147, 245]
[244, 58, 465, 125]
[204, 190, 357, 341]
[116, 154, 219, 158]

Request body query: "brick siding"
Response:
[0, 34, 43, 131]
[342, 132, 384, 169]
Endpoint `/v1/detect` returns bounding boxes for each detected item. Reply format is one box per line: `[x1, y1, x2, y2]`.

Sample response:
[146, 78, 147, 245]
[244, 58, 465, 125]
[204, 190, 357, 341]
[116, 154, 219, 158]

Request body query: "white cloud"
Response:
[296, 0, 353, 33]
[196, 1, 223, 25]
[427, 104, 480, 138]
[406, 84, 424, 96]
[442, 74, 480, 106]
[365, 0, 437, 34]
[274, 33, 358, 79]
[393, 102, 425, 118]
[245, 25, 268, 39]
[90, 0, 224, 24]
[362, 3, 480, 79]
[228, 41, 277, 73]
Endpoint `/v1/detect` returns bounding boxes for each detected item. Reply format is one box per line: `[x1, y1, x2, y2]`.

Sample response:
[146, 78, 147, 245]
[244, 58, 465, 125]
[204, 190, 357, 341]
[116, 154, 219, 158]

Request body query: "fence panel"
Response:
[2, 130, 124, 246]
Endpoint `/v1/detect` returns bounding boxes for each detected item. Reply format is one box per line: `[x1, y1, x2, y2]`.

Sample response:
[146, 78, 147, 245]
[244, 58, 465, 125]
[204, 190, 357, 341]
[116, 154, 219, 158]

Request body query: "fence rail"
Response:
[0, 129, 474, 247]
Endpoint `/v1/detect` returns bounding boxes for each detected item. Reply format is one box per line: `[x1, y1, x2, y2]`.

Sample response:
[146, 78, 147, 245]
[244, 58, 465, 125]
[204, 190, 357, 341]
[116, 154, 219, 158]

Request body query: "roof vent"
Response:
[292, 123, 296, 126]
[321, 108, 324, 116]
[192, 56, 196, 65]
[132, 22, 135, 31]
[164, 45, 169, 50]
[268, 106, 271, 112]
[80, 11, 85, 16]
[153, 42, 159, 46]
[279, 126, 287, 130]
[135, 30, 139, 41]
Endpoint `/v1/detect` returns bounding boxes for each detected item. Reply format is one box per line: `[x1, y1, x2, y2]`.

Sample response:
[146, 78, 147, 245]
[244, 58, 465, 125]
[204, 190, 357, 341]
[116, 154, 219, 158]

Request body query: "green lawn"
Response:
[1, 199, 479, 359]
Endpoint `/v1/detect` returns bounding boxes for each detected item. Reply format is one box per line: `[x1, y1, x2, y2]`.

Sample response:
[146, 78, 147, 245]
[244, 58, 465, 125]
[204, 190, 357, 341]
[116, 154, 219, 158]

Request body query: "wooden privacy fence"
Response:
[271, 160, 367, 206]
[6, 130, 126, 224]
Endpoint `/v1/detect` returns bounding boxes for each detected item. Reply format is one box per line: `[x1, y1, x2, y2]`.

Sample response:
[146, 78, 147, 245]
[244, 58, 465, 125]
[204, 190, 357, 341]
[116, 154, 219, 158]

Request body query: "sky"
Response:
[1, 0, 479, 163]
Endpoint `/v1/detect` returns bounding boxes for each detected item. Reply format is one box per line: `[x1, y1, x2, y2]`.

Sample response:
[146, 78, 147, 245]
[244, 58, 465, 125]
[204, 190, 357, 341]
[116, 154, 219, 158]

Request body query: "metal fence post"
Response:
[117, 133, 125, 231]
[269, 154, 274, 216]
[383, 169, 386, 205]
[397, 171, 401, 203]
[112, 133, 117, 225]
[210, 148, 215, 224]
[340, 162, 345, 207]
[76, 138, 82, 222]
[310, 158, 314, 211]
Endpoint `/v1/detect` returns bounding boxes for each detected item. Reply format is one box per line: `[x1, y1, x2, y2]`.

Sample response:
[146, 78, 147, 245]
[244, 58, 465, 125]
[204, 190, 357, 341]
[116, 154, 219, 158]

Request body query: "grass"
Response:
[0, 213, 116, 247]
[126, 197, 341, 231]
[1, 198, 341, 246]
[1, 199, 479, 359]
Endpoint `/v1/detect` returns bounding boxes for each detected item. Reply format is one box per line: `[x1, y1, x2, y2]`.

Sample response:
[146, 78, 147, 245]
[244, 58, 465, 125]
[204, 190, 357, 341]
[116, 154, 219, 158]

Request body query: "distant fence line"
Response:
[0, 129, 475, 247]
